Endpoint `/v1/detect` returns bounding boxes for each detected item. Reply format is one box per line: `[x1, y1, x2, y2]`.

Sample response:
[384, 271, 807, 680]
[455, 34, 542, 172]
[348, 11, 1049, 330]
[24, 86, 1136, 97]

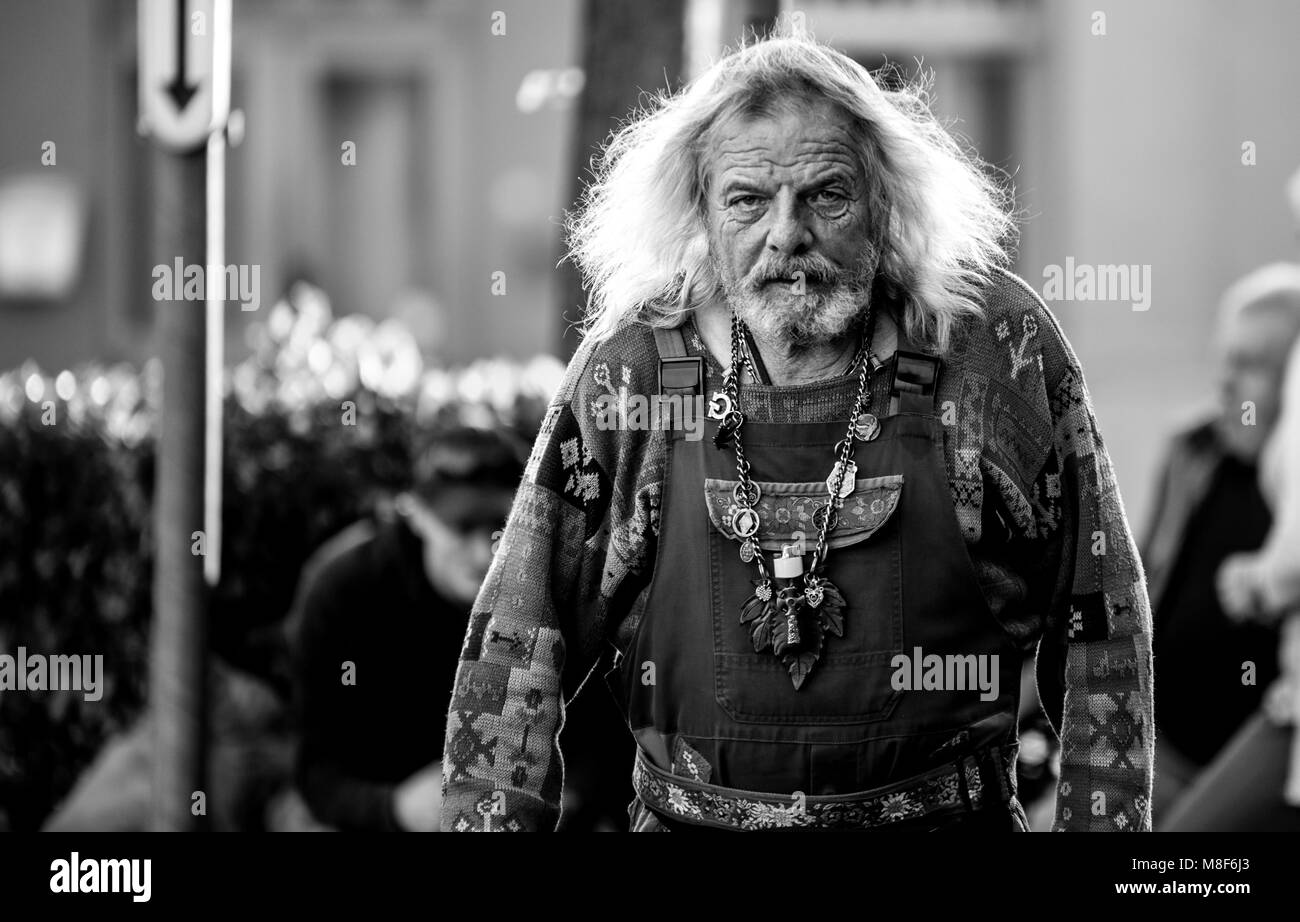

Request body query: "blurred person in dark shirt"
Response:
[1143, 265, 1300, 820]
[290, 427, 522, 831]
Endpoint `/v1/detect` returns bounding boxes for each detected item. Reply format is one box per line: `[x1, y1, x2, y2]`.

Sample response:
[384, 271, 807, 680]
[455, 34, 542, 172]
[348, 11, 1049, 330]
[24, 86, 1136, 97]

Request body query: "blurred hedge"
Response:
[0, 283, 562, 830]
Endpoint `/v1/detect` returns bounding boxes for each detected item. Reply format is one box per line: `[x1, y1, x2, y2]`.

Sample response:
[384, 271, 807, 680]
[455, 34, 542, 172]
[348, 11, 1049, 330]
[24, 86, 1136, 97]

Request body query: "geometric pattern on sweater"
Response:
[1054, 633, 1153, 831]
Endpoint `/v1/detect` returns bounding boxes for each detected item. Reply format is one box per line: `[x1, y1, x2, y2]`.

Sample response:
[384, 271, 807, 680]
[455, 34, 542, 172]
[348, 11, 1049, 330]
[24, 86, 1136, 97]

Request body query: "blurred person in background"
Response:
[1143, 265, 1300, 820]
[291, 427, 522, 831]
[1159, 194, 1300, 829]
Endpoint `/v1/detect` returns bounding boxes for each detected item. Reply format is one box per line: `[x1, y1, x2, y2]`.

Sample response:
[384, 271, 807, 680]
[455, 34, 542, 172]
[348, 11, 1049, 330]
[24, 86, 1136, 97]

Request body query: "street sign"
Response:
[138, 0, 230, 153]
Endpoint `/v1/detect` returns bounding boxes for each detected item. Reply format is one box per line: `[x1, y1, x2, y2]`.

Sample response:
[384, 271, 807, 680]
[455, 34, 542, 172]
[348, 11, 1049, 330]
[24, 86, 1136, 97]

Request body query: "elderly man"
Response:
[441, 32, 1153, 832]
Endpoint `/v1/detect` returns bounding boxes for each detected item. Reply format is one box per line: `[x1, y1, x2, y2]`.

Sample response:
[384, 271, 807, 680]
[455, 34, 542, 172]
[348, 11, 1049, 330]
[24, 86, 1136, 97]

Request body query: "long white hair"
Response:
[565, 26, 1018, 354]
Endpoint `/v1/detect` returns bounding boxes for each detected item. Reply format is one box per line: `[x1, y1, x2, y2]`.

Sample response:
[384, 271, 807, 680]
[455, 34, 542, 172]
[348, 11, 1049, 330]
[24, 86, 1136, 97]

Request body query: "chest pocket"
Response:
[703, 474, 906, 725]
[704, 474, 903, 552]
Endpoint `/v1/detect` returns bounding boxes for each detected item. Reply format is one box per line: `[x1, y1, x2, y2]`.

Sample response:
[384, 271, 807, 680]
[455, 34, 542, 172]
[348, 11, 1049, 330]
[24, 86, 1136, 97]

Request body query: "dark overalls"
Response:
[605, 323, 1029, 831]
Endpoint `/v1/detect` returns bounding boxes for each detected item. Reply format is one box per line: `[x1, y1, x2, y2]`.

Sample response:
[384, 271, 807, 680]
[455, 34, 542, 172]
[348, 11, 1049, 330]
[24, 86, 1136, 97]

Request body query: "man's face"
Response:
[406, 486, 514, 608]
[703, 98, 878, 346]
[1216, 300, 1300, 460]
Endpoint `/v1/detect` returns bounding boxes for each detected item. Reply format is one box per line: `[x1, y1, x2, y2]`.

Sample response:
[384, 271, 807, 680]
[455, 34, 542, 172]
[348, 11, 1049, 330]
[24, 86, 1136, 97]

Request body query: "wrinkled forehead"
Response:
[696, 92, 866, 191]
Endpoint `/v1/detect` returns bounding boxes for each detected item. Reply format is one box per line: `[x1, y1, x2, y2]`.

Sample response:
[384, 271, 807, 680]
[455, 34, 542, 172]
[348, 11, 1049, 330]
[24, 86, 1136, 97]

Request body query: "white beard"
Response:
[714, 245, 879, 348]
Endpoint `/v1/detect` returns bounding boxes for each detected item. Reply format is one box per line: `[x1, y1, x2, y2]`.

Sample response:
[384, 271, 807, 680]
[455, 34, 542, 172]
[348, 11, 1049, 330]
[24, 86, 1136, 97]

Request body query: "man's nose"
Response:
[765, 188, 812, 256]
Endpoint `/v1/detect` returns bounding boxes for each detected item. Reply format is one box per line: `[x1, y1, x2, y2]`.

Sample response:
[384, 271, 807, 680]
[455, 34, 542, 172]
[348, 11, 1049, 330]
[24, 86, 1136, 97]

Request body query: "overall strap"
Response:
[889, 351, 941, 416]
[653, 325, 703, 441]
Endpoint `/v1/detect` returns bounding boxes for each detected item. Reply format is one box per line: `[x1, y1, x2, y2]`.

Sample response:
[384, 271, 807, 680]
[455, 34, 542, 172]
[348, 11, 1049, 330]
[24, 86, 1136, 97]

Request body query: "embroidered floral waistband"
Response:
[631, 744, 1018, 831]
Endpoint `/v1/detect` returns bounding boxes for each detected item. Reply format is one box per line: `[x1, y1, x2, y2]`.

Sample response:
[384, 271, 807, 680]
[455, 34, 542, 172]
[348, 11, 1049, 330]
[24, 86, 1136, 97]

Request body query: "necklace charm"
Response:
[805, 579, 825, 608]
[773, 543, 804, 578]
[707, 391, 733, 420]
[739, 537, 758, 564]
[827, 460, 857, 502]
[755, 580, 772, 602]
[774, 585, 805, 654]
[784, 607, 802, 647]
[854, 412, 880, 442]
[733, 481, 761, 506]
[812, 502, 839, 533]
[713, 412, 741, 449]
[731, 506, 760, 540]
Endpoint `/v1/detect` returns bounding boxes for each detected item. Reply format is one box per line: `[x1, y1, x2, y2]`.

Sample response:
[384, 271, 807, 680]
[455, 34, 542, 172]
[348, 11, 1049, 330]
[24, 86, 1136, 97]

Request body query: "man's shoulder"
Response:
[953, 267, 1080, 392]
[554, 317, 670, 407]
[520, 317, 669, 508]
[295, 518, 381, 614]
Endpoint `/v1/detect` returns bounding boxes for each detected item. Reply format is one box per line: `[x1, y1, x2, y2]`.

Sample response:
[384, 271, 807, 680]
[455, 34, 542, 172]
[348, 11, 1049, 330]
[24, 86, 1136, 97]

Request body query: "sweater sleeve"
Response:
[439, 328, 665, 832]
[1041, 341, 1155, 832]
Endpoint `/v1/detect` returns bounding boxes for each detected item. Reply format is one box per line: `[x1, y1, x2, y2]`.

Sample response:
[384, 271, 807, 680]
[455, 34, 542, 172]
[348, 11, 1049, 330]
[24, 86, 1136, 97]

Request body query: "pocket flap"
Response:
[703, 474, 903, 551]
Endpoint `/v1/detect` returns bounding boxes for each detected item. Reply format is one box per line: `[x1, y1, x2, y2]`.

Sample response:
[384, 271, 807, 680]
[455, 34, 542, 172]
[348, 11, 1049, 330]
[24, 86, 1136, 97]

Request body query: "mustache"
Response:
[745, 253, 840, 287]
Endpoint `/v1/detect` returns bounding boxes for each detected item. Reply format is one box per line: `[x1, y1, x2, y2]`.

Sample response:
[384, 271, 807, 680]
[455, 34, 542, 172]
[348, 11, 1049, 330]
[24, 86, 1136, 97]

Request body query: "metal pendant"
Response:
[731, 506, 760, 540]
[854, 412, 880, 442]
[827, 460, 857, 500]
[713, 413, 740, 449]
[805, 580, 824, 608]
[739, 537, 758, 563]
[812, 502, 839, 533]
[755, 580, 772, 602]
[707, 391, 733, 420]
[733, 481, 761, 507]
[785, 607, 801, 646]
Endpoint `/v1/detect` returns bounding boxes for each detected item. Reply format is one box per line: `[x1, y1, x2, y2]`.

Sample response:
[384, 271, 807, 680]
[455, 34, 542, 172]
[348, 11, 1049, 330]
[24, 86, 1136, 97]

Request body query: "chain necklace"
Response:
[738, 324, 869, 385]
[711, 307, 880, 689]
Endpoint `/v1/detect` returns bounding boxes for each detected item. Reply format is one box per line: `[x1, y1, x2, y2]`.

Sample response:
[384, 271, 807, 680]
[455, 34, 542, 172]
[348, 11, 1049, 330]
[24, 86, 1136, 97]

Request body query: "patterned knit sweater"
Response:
[440, 268, 1154, 832]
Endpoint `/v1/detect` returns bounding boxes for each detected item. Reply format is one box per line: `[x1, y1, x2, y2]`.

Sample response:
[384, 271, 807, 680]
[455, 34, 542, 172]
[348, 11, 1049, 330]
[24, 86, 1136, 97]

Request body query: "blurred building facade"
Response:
[0, 0, 581, 370]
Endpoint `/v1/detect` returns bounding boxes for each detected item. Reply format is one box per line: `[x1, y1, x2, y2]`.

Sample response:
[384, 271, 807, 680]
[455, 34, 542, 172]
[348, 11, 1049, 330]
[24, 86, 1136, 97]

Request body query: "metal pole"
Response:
[148, 143, 209, 831]
[204, 128, 224, 588]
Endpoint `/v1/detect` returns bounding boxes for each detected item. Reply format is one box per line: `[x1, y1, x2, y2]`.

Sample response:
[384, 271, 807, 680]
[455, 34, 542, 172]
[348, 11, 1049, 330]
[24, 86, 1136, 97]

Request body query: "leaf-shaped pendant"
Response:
[741, 587, 777, 653]
[739, 591, 770, 624]
[784, 626, 825, 690]
[786, 651, 819, 690]
[772, 620, 789, 655]
[816, 579, 847, 638]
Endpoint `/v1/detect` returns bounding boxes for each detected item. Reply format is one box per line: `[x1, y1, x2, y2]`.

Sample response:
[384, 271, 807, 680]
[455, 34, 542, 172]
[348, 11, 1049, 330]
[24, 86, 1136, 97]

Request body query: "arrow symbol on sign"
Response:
[164, 0, 198, 112]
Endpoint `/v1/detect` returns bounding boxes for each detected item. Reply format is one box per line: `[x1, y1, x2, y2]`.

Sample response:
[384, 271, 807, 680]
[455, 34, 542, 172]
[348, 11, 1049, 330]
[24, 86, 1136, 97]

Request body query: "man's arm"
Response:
[1256, 335, 1300, 610]
[439, 329, 665, 831]
[1041, 347, 1155, 832]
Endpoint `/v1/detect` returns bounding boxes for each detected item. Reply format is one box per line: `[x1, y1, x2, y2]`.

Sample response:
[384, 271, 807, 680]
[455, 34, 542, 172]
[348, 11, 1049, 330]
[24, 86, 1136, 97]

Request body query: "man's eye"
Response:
[810, 190, 846, 206]
[729, 195, 765, 209]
